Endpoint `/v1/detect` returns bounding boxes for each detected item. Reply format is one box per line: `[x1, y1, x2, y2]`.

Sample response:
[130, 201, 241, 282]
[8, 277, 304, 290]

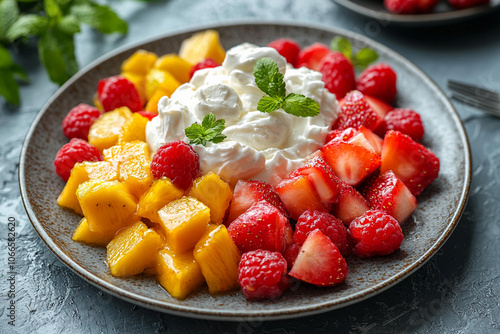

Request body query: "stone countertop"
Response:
[1, 0, 500, 333]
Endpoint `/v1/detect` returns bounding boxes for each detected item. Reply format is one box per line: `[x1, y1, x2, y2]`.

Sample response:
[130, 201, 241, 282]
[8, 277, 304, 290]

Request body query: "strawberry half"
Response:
[296, 43, 331, 71]
[381, 130, 440, 196]
[332, 91, 384, 131]
[331, 181, 370, 225]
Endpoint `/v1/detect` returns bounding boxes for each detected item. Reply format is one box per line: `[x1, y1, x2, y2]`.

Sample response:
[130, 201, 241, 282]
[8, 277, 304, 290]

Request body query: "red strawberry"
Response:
[381, 130, 440, 196]
[283, 242, 301, 270]
[319, 52, 356, 99]
[364, 95, 393, 121]
[349, 210, 404, 258]
[321, 140, 380, 186]
[325, 127, 358, 144]
[448, 0, 489, 9]
[331, 181, 370, 225]
[384, 0, 439, 14]
[356, 63, 397, 104]
[189, 58, 220, 79]
[228, 201, 292, 254]
[296, 43, 331, 71]
[267, 38, 301, 67]
[289, 229, 348, 287]
[378, 108, 424, 142]
[136, 110, 158, 120]
[62, 104, 101, 141]
[358, 126, 383, 155]
[364, 170, 417, 223]
[54, 138, 102, 181]
[226, 180, 287, 224]
[332, 91, 383, 131]
[97, 75, 143, 112]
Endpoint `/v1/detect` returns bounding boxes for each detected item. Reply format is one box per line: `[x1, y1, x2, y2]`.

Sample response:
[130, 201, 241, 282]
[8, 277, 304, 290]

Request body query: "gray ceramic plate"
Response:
[19, 22, 471, 321]
[333, 0, 500, 27]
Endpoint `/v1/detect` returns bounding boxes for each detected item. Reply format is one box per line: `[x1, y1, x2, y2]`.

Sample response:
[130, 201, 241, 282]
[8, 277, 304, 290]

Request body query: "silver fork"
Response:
[448, 79, 500, 117]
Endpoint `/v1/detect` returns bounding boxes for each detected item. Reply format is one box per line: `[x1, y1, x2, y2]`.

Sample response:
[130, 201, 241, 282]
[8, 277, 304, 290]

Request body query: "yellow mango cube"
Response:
[155, 54, 193, 84]
[179, 30, 225, 65]
[157, 196, 210, 253]
[137, 177, 184, 224]
[193, 224, 241, 294]
[144, 68, 181, 101]
[72, 217, 115, 246]
[118, 112, 149, 144]
[121, 50, 158, 76]
[188, 172, 232, 225]
[88, 107, 132, 151]
[107, 221, 164, 277]
[156, 247, 204, 299]
[122, 72, 146, 104]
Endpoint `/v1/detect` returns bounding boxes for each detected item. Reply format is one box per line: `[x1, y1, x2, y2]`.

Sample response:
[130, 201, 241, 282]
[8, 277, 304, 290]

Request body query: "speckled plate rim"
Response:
[19, 21, 471, 321]
[332, 0, 500, 27]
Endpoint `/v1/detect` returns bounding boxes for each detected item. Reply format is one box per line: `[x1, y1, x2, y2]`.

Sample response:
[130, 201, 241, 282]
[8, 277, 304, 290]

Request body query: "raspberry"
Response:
[267, 38, 301, 67]
[62, 104, 101, 141]
[54, 138, 102, 181]
[136, 110, 158, 120]
[379, 108, 424, 142]
[448, 0, 489, 9]
[384, 0, 439, 14]
[97, 75, 143, 112]
[319, 51, 355, 100]
[150, 140, 199, 190]
[189, 58, 220, 79]
[296, 43, 331, 71]
[356, 63, 397, 104]
[349, 210, 403, 258]
[238, 249, 289, 300]
[294, 210, 351, 256]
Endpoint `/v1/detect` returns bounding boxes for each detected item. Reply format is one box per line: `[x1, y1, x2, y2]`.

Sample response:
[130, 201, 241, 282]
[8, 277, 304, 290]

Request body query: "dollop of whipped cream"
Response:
[146, 43, 338, 186]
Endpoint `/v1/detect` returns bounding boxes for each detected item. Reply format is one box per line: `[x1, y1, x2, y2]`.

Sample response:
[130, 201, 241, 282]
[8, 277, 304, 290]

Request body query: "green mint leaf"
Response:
[353, 48, 378, 69]
[44, 0, 62, 19]
[330, 36, 352, 61]
[0, 0, 19, 40]
[0, 46, 27, 105]
[282, 93, 320, 117]
[6, 15, 48, 40]
[58, 15, 80, 35]
[71, 3, 127, 34]
[257, 96, 281, 113]
[185, 113, 227, 146]
[254, 57, 286, 98]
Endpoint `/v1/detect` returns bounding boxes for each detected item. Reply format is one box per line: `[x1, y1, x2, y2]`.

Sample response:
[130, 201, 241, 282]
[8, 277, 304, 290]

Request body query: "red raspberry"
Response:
[136, 110, 158, 120]
[384, 0, 439, 14]
[54, 138, 102, 181]
[97, 75, 143, 112]
[294, 210, 351, 256]
[238, 249, 289, 300]
[379, 108, 424, 142]
[296, 43, 331, 71]
[448, 0, 489, 9]
[150, 140, 199, 190]
[189, 58, 220, 79]
[62, 104, 101, 141]
[349, 210, 403, 258]
[319, 52, 356, 99]
[356, 63, 397, 104]
[267, 38, 301, 67]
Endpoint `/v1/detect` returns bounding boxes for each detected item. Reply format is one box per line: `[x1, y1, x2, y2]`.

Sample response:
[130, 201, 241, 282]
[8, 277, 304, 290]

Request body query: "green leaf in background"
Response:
[330, 36, 352, 61]
[330, 37, 378, 71]
[58, 15, 81, 35]
[44, 0, 62, 19]
[6, 14, 48, 40]
[71, 2, 127, 34]
[0, 45, 28, 105]
[38, 26, 77, 85]
[0, 0, 19, 40]
[353, 48, 379, 70]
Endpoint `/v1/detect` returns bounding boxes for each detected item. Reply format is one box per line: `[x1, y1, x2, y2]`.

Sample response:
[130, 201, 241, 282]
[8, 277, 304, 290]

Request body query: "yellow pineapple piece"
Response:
[76, 179, 137, 234]
[121, 50, 158, 76]
[188, 172, 232, 225]
[106, 221, 164, 277]
[144, 68, 181, 101]
[156, 247, 204, 299]
[179, 30, 225, 65]
[193, 224, 240, 294]
[88, 107, 132, 151]
[154, 54, 193, 83]
[157, 196, 210, 253]
[137, 177, 184, 223]
[122, 72, 146, 104]
[103, 141, 153, 198]
[57, 161, 117, 215]
[72, 217, 115, 246]
[118, 112, 149, 144]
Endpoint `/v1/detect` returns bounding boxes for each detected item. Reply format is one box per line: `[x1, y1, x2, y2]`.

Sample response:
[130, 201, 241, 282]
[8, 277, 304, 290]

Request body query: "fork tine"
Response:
[448, 80, 500, 103]
[451, 92, 500, 117]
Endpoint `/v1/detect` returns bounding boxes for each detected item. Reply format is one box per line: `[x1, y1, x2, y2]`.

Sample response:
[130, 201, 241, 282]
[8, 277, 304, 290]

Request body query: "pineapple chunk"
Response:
[188, 172, 232, 225]
[107, 221, 163, 277]
[121, 50, 158, 76]
[154, 54, 193, 83]
[144, 68, 181, 101]
[76, 179, 137, 234]
[157, 196, 210, 253]
[88, 107, 132, 151]
[179, 30, 225, 65]
[72, 217, 115, 246]
[118, 112, 149, 144]
[137, 177, 184, 223]
[156, 247, 204, 299]
[57, 161, 117, 215]
[193, 224, 241, 294]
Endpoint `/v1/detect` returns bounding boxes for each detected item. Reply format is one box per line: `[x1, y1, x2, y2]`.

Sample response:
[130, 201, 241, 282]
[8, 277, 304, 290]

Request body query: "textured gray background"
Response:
[1, 0, 500, 333]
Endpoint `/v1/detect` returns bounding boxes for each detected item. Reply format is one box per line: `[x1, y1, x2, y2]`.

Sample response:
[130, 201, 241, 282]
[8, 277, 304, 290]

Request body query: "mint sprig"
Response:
[330, 37, 378, 70]
[185, 113, 227, 146]
[254, 57, 320, 117]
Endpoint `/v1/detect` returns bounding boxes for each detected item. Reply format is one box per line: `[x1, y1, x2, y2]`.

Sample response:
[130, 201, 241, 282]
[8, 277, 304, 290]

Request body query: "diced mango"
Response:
[88, 107, 132, 151]
[118, 112, 149, 144]
[157, 197, 210, 253]
[121, 50, 158, 76]
[137, 177, 184, 224]
[122, 72, 146, 104]
[57, 161, 117, 215]
[76, 179, 137, 234]
[107, 221, 164, 277]
[179, 30, 225, 65]
[155, 54, 193, 83]
[72, 217, 115, 246]
[144, 87, 168, 114]
[188, 172, 232, 225]
[193, 224, 240, 294]
[145, 68, 181, 101]
[156, 247, 204, 299]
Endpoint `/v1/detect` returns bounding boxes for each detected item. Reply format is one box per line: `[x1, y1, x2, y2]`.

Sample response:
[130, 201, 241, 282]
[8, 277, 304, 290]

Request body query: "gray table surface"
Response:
[1, 0, 500, 333]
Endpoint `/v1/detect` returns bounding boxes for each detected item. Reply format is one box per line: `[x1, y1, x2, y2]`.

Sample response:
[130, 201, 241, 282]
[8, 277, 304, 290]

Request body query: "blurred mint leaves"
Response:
[0, 0, 129, 105]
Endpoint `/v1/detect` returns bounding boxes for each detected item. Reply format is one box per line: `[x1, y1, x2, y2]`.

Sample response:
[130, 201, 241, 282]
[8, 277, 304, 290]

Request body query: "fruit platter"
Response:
[19, 22, 470, 320]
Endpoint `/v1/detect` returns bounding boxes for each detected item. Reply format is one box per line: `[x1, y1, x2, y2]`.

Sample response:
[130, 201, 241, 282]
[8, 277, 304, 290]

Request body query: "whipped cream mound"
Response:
[146, 43, 338, 186]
